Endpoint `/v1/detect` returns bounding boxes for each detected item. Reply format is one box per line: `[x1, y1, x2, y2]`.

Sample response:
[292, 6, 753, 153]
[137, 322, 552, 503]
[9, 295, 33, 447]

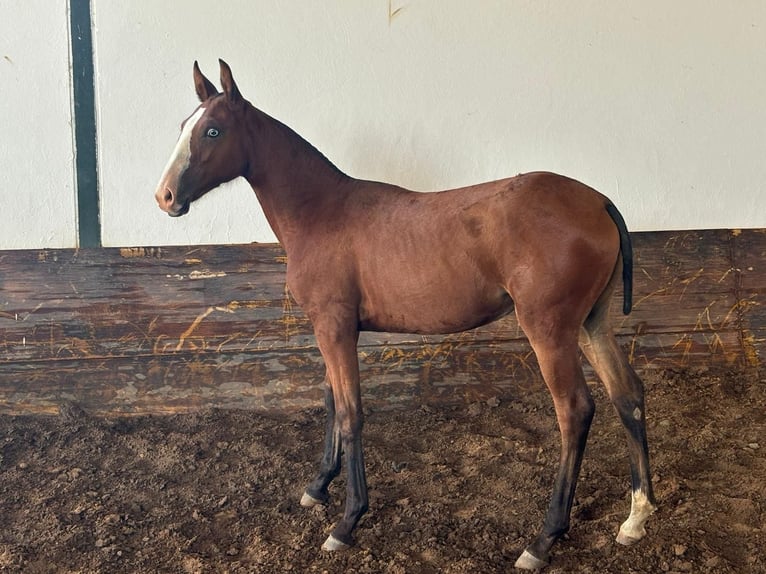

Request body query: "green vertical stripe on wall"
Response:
[69, 0, 101, 247]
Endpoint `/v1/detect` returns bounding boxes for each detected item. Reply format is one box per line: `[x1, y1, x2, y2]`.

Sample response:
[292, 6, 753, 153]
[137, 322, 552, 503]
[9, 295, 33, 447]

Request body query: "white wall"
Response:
[3, 2, 765, 249]
[93, 0, 766, 247]
[0, 1, 77, 249]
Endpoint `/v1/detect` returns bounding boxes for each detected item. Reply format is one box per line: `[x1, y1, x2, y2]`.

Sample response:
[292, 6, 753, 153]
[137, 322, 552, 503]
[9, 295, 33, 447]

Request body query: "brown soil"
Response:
[0, 369, 763, 573]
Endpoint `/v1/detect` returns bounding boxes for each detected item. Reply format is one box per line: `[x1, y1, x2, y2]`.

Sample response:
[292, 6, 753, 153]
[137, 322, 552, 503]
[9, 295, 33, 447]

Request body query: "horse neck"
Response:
[243, 106, 352, 252]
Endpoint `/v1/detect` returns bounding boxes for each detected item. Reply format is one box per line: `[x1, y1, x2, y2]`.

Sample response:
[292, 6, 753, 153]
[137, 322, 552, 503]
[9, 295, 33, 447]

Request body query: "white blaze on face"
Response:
[156, 106, 206, 198]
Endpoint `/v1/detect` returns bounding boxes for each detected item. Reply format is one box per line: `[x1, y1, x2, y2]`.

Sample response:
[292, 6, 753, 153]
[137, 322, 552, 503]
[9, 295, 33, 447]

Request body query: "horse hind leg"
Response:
[579, 300, 657, 545]
[513, 325, 596, 569]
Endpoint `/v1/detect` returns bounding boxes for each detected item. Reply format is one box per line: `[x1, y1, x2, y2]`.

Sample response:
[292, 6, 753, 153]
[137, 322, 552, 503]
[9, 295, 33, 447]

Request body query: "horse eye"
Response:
[206, 128, 220, 138]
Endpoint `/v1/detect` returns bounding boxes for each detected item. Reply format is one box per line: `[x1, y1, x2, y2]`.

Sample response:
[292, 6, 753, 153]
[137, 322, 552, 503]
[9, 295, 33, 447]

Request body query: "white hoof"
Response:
[514, 549, 548, 570]
[616, 490, 656, 545]
[616, 529, 642, 546]
[300, 491, 324, 508]
[321, 534, 350, 552]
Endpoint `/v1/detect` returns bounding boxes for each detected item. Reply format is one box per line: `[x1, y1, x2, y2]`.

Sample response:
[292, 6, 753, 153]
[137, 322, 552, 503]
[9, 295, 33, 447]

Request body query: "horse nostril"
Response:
[163, 188, 174, 204]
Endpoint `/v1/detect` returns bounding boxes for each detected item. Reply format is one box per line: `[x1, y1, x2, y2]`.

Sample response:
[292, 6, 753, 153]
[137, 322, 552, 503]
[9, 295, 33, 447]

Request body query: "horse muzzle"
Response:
[167, 200, 190, 217]
[155, 186, 190, 217]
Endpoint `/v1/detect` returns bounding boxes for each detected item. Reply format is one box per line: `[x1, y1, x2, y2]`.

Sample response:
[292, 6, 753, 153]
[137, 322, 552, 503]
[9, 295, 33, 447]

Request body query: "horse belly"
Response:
[358, 279, 513, 335]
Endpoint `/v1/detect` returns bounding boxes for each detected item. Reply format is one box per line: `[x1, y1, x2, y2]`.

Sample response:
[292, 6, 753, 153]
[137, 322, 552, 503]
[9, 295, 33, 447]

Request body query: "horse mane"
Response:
[249, 102, 350, 185]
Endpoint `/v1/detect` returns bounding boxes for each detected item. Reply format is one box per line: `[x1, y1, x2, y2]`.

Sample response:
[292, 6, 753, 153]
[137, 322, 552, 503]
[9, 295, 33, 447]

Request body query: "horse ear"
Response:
[193, 61, 219, 102]
[219, 59, 243, 107]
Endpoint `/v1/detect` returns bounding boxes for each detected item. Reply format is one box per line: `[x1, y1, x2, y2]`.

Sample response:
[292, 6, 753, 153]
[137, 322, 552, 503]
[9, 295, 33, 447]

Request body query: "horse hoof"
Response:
[514, 549, 548, 570]
[616, 520, 648, 546]
[300, 491, 324, 508]
[321, 534, 350, 552]
[616, 529, 642, 546]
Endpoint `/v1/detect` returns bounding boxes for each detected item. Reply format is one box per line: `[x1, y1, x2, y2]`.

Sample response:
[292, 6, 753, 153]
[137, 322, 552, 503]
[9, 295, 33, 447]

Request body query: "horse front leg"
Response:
[308, 322, 368, 551]
[323, 418, 368, 551]
[301, 384, 342, 507]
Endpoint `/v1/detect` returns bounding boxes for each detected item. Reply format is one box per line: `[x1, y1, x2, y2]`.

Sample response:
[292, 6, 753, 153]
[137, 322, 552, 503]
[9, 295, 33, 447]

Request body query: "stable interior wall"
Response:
[0, 2, 764, 415]
[0, 2, 763, 249]
[92, 1, 766, 247]
[0, 230, 762, 416]
[0, 1, 77, 249]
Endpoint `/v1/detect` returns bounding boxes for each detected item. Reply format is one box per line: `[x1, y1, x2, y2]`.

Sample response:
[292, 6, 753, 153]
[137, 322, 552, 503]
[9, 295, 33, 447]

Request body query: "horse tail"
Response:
[605, 202, 633, 315]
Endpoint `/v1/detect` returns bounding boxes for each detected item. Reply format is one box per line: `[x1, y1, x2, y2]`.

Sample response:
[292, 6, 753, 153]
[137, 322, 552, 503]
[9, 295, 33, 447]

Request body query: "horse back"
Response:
[289, 172, 620, 334]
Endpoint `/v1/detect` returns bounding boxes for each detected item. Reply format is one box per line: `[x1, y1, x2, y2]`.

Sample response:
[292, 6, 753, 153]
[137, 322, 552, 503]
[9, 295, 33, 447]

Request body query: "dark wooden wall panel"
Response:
[735, 229, 766, 369]
[0, 229, 761, 416]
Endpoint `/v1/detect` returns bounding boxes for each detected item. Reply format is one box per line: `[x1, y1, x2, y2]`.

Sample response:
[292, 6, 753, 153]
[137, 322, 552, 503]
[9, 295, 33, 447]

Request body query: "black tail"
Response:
[605, 202, 633, 315]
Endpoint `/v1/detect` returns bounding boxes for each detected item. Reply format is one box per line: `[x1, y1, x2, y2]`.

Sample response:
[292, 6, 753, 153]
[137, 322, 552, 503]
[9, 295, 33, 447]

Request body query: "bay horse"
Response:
[154, 60, 656, 569]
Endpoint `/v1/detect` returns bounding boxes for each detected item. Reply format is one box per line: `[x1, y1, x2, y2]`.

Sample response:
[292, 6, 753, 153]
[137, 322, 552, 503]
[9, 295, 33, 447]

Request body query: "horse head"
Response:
[155, 60, 250, 217]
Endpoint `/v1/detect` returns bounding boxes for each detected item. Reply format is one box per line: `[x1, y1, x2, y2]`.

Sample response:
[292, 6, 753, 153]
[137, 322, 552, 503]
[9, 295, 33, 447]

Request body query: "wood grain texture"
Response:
[0, 230, 761, 415]
[733, 229, 766, 370]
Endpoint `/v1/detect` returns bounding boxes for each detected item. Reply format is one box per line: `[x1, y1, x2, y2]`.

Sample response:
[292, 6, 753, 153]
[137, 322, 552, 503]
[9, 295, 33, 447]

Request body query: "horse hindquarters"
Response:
[509, 204, 629, 568]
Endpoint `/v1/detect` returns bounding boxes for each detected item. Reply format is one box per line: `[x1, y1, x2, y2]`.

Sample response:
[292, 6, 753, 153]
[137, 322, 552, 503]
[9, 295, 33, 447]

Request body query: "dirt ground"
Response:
[0, 368, 763, 573]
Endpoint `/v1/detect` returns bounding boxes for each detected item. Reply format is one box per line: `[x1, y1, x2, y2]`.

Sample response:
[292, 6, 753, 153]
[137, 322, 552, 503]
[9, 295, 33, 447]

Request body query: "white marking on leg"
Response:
[156, 106, 206, 190]
[617, 489, 657, 544]
[633, 407, 642, 420]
